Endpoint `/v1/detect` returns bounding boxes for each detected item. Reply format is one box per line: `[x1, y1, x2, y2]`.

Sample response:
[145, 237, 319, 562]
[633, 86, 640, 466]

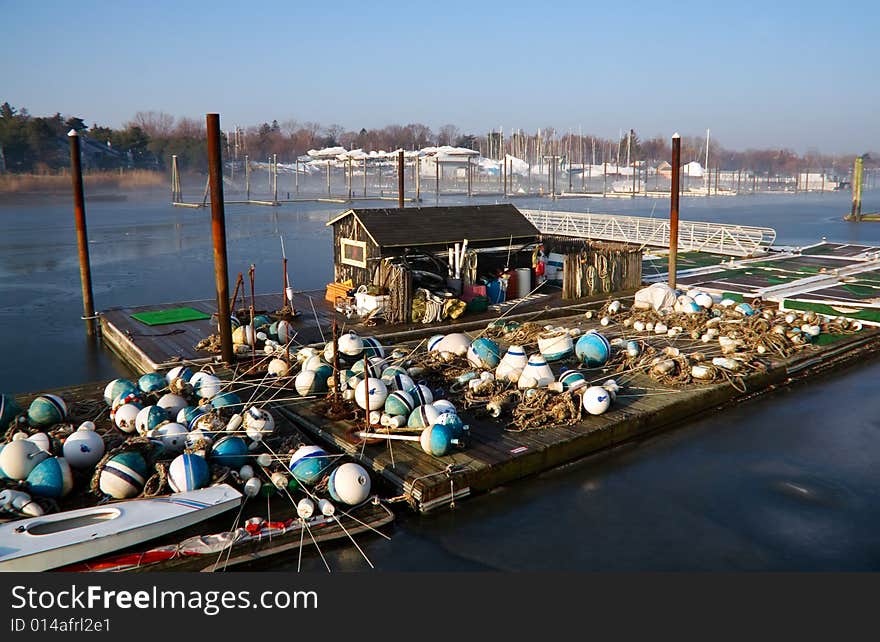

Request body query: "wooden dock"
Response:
[277, 315, 880, 512]
[99, 287, 614, 374]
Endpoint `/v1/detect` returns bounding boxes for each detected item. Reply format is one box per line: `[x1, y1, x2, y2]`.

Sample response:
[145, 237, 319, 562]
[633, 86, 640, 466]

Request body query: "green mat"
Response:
[131, 307, 211, 326]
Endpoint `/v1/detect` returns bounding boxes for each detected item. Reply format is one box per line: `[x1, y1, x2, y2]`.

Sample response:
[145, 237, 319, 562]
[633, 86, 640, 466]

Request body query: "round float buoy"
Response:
[328, 463, 371, 505]
[355, 378, 388, 411]
[384, 390, 414, 417]
[113, 403, 141, 433]
[362, 336, 385, 359]
[27, 394, 67, 428]
[288, 445, 329, 485]
[193, 374, 222, 399]
[558, 369, 587, 392]
[419, 424, 456, 457]
[168, 453, 210, 493]
[157, 393, 188, 417]
[0, 439, 49, 481]
[467, 337, 501, 369]
[435, 412, 465, 438]
[62, 428, 105, 469]
[178, 405, 207, 429]
[406, 384, 433, 406]
[243, 406, 275, 441]
[267, 358, 290, 378]
[210, 435, 249, 469]
[103, 379, 137, 406]
[581, 386, 612, 415]
[520, 354, 554, 388]
[26, 456, 73, 498]
[244, 477, 261, 498]
[432, 399, 456, 415]
[297, 497, 315, 519]
[338, 332, 364, 362]
[165, 366, 193, 385]
[430, 333, 471, 356]
[381, 370, 415, 393]
[210, 391, 242, 413]
[294, 369, 325, 396]
[158, 423, 188, 453]
[27, 432, 53, 453]
[99, 451, 148, 499]
[137, 372, 166, 394]
[575, 331, 611, 367]
[135, 405, 169, 435]
[407, 404, 439, 430]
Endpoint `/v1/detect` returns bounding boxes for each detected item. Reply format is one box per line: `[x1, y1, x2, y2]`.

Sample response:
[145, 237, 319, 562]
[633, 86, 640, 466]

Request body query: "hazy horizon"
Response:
[3, 0, 877, 155]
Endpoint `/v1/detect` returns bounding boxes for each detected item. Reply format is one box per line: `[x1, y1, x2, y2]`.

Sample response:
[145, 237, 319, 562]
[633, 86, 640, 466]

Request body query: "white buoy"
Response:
[239, 464, 254, 481]
[0, 439, 49, 481]
[267, 358, 290, 378]
[244, 477, 261, 498]
[243, 406, 275, 440]
[355, 378, 388, 411]
[62, 428, 105, 468]
[318, 498, 335, 517]
[256, 453, 273, 468]
[271, 471, 288, 489]
[582, 386, 612, 415]
[297, 497, 315, 519]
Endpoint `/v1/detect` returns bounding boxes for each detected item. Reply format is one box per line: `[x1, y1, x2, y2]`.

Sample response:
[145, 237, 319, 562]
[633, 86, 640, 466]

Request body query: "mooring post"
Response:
[669, 133, 681, 290]
[851, 156, 864, 221]
[245, 154, 250, 201]
[68, 130, 97, 337]
[398, 149, 405, 208]
[206, 113, 235, 365]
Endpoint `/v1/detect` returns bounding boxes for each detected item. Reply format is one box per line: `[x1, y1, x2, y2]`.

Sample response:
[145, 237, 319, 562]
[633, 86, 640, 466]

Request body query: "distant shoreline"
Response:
[0, 170, 164, 194]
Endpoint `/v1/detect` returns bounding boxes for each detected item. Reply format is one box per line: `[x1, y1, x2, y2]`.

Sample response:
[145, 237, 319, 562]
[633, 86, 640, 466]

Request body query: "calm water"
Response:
[1, 187, 879, 570]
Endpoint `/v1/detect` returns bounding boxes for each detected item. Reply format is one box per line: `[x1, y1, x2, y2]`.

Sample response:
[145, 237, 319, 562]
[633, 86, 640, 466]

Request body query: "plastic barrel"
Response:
[486, 279, 504, 304]
[516, 268, 531, 299]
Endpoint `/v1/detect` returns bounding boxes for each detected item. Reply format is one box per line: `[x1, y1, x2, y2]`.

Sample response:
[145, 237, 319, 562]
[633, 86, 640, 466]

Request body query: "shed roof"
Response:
[326, 204, 540, 248]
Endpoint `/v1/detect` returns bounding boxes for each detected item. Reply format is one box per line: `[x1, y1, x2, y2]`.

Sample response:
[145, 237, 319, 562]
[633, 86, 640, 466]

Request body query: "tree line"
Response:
[0, 102, 873, 176]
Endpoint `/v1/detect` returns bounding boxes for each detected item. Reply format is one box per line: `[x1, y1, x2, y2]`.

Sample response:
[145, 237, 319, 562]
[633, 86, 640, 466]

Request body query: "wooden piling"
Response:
[68, 130, 97, 337]
[668, 133, 681, 290]
[206, 113, 234, 365]
[851, 157, 864, 221]
[398, 150, 405, 208]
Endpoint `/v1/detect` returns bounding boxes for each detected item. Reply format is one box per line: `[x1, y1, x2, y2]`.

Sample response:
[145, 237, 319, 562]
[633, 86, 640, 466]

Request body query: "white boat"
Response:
[0, 484, 242, 572]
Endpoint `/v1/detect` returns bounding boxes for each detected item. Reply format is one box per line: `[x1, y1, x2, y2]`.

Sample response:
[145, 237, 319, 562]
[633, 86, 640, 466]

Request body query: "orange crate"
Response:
[325, 282, 350, 303]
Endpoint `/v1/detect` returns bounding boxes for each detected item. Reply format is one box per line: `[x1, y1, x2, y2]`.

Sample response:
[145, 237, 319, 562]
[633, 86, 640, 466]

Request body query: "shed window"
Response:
[340, 238, 367, 268]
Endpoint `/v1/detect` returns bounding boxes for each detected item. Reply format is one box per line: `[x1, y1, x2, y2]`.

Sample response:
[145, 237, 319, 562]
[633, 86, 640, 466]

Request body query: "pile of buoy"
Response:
[0, 364, 379, 521]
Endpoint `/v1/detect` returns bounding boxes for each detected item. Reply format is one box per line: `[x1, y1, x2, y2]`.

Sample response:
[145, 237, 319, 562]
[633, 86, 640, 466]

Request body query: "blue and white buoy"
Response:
[168, 453, 210, 493]
[210, 435, 249, 469]
[327, 463, 372, 505]
[289, 445, 330, 485]
[99, 451, 148, 499]
[26, 394, 67, 428]
[26, 456, 74, 498]
[575, 331, 611, 367]
[137, 372, 166, 395]
[467, 338, 501, 369]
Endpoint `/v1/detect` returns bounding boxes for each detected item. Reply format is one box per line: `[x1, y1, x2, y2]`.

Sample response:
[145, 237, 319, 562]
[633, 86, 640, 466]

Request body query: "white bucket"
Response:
[516, 267, 531, 299]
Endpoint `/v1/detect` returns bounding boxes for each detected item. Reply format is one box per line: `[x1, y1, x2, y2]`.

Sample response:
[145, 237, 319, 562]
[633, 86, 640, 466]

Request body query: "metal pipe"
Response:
[68, 129, 96, 336]
[206, 113, 235, 365]
[669, 133, 681, 290]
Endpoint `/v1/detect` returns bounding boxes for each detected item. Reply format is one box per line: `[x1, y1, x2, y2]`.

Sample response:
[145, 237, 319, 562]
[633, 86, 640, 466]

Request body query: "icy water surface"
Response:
[1, 187, 878, 570]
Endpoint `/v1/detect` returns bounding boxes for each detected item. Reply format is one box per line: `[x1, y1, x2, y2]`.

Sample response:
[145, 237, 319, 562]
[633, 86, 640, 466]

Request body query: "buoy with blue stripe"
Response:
[289, 445, 330, 485]
[168, 453, 210, 493]
[210, 435, 249, 469]
[0, 439, 49, 480]
[165, 366, 193, 385]
[193, 373, 222, 399]
[558, 369, 587, 392]
[242, 406, 275, 441]
[429, 333, 471, 356]
[27, 394, 67, 428]
[407, 404, 439, 429]
[432, 399, 456, 415]
[384, 390, 415, 417]
[467, 337, 501, 369]
[328, 462, 372, 505]
[575, 331, 612, 367]
[355, 425, 463, 457]
[406, 383, 433, 406]
[362, 336, 385, 359]
[99, 451, 148, 499]
[210, 391, 242, 413]
[62, 425, 105, 469]
[26, 456, 74, 498]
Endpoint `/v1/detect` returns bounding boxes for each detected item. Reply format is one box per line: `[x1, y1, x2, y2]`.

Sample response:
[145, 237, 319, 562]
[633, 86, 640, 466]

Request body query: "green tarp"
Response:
[131, 307, 211, 326]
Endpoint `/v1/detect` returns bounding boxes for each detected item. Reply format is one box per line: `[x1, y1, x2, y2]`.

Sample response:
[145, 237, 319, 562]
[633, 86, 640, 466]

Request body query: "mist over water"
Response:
[1, 187, 879, 570]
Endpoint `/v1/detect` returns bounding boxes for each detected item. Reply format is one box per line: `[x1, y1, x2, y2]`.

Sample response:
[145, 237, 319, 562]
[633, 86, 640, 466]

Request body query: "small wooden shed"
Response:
[325, 204, 540, 286]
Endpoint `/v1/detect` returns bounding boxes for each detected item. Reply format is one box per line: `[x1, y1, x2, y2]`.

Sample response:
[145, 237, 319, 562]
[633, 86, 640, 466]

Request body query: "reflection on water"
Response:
[1, 188, 879, 570]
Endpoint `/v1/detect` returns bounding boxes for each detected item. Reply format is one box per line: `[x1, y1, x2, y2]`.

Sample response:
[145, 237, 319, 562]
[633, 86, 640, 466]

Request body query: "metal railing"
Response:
[522, 209, 776, 256]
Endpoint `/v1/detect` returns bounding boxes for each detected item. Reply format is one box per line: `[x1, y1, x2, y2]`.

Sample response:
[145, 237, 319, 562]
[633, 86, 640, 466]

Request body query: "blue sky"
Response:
[1, 0, 876, 153]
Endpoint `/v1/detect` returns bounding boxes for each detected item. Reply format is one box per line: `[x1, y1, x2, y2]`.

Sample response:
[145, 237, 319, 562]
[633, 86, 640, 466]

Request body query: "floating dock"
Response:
[92, 242, 880, 513]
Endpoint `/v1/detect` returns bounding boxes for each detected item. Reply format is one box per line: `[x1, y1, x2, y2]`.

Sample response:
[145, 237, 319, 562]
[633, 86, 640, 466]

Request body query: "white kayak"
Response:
[0, 484, 243, 572]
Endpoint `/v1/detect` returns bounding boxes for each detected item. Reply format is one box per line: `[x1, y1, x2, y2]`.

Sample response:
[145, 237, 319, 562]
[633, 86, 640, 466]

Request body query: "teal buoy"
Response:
[27, 394, 67, 428]
[26, 456, 74, 498]
[210, 436, 248, 468]
[0, 393, 21, 429]
[137, 372, 166, 394]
